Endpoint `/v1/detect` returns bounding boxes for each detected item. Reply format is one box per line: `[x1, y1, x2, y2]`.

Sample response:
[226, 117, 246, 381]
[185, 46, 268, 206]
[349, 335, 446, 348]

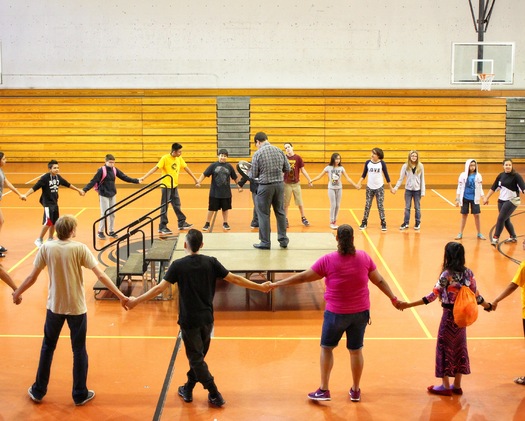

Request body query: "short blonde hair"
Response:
[55, 215, 77, 240]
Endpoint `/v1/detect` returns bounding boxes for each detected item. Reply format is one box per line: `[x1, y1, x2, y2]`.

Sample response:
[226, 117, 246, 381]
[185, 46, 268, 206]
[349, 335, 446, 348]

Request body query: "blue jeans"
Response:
[321, 309, 370, 350]
[404, 190, 421, 225]
[32, 309, 89, 404]
[159, 187, 186, 230]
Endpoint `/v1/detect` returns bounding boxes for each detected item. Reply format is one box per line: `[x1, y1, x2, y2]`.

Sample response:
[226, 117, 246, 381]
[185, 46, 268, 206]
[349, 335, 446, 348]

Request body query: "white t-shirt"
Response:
[34, 240, 98, 315]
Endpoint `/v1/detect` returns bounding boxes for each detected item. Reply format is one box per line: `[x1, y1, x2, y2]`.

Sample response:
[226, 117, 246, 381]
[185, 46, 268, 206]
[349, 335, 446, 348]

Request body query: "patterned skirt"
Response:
[435, 308, 470, 377]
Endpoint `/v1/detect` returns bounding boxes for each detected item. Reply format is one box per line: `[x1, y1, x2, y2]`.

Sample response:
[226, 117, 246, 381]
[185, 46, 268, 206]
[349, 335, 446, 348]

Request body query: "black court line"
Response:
[489, 210, 524, 265]
[152, 330, 183, 421]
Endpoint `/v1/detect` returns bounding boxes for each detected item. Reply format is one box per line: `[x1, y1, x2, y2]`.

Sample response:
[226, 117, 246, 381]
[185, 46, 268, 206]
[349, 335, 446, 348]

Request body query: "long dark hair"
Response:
[442, 241, 466, 272]
[329, 153, 341, 167]
[336, 224, 356, 255]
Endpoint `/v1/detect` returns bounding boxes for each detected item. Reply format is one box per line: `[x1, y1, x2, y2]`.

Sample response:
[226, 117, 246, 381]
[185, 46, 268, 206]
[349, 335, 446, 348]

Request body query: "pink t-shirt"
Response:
[311, 250, 376, 314]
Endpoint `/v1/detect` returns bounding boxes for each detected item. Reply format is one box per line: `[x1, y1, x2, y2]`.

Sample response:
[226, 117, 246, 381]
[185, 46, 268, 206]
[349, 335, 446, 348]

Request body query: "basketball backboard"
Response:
[451, 42, 515, 85]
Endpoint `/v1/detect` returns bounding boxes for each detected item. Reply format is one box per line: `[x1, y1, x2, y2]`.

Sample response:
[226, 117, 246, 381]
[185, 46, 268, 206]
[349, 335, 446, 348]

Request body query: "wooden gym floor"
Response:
[0, 162, 524, 421]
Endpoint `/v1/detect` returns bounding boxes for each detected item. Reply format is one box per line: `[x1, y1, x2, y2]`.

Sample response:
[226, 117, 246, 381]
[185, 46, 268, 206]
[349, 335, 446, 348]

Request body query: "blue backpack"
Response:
[94, 166, 117, 192]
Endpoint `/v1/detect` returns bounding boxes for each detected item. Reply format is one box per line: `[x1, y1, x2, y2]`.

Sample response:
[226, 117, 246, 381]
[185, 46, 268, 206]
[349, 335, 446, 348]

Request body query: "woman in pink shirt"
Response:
[272, 224, 400, 402]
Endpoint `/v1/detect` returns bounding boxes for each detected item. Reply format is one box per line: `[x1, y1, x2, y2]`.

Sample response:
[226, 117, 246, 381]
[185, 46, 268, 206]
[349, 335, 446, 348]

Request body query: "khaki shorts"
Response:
[284, 183, 303, 207]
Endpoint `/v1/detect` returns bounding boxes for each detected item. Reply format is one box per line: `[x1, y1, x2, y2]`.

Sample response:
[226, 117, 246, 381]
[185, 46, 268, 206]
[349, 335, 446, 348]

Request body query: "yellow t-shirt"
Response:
[511, 261, 525, 319]
[156, 154, 187, 188]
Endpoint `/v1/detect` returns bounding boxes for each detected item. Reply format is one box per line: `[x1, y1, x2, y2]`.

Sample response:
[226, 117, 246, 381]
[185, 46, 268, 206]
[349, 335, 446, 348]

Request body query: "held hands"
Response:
[125, 296, 138, 310]
[259, 281, 273, 293]
[12, 291, 22, 305]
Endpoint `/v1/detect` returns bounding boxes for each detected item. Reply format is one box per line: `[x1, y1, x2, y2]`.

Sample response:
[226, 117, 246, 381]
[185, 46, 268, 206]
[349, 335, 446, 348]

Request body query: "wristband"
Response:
[390, 296, 398, 304]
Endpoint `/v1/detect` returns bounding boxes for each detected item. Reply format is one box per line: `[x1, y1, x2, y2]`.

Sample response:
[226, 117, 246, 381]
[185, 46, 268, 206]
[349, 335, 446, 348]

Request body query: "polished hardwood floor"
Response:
[0, 162, 524, 421]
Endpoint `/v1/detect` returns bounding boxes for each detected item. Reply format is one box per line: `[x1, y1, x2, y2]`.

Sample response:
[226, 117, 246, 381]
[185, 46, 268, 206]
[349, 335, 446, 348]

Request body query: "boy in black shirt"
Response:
[196, 149, 241, 231]
[126, 229, 271, 406]
[22, 160, 84, 247]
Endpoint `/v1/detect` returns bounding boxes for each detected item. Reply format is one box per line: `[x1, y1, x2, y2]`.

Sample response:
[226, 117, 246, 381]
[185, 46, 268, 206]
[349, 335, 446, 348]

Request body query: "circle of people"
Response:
[0, 133, 524, 407]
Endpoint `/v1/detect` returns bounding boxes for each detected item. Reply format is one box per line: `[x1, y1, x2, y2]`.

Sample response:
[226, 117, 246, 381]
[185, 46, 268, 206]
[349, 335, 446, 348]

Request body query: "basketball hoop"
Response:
[478, 73, 495, 91]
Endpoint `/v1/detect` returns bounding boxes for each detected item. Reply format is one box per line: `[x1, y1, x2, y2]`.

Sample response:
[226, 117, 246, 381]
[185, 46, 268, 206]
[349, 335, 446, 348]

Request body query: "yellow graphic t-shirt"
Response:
[156, 154, 187, 188]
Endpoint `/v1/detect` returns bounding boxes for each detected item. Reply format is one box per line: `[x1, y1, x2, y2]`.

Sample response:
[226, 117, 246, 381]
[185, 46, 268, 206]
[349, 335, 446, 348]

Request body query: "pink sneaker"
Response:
[308, 388, 331, 401]
[349, 388, 361, 402]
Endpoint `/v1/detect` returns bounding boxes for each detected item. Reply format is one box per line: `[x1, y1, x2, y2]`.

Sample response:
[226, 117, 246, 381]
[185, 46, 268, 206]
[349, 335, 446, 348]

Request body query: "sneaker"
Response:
[301, 216, 310, 226]
[28, 387, 42, 403]
[427, 385, 452, 396]
[0, 246, 7, 253]
[399, 223, 409, 230]
[158, 228, 173, 235]
[455, 233, 463, 240]
[250, 222, 259, 229]
[349, 388, 361, 402]
[491, 236, 499, 245]
[179, 222, 193, 231]
[223, 222, 231, 230]
[75, 390, 96, 406]
[178, 385, 193, 403]
[108, 232, 119, 238]
[359, 221, 367, 230]
[381, 221, 387, 231]
[97, 232, 106, 240]
[477, 233, 486, 240]
[330, 223, 338, 230]
[202, 222, 210, 232]
[308, 388, 331, 401]
[508, 236, 518, 243]
[34, 238, 43, 248]
[208, 392, 226, 407]
[414, 223, 421, 230]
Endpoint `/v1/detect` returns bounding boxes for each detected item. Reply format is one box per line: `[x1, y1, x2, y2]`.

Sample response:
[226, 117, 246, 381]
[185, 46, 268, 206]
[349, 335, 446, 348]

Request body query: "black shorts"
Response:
[42, 205, 59, 226]
[208, 197, 232, 212]
[460, 198, 480, 215]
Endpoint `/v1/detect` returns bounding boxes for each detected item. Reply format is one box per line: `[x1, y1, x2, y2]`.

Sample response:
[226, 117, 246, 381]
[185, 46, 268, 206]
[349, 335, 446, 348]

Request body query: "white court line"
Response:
[431, 188, 455, 206]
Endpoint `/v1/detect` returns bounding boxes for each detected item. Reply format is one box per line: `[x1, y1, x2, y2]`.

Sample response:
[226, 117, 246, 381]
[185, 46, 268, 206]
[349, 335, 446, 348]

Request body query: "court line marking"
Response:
[6, 208, 88, 274]
[0, 334, 521, 340]
[431, 188, 455, 206]
[349, 209, 434, 339]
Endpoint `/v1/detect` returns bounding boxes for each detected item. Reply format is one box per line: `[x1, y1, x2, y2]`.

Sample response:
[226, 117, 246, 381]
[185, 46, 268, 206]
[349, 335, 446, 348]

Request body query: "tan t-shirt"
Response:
[33, 240, 98, 315]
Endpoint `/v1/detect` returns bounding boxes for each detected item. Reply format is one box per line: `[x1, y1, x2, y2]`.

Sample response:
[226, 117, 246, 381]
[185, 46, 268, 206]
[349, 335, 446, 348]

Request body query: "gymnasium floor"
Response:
[0, 162, 524, 421]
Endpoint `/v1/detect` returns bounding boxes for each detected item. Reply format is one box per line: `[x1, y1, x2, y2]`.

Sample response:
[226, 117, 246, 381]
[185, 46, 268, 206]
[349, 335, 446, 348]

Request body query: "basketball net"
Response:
[478, 73, 495, 91]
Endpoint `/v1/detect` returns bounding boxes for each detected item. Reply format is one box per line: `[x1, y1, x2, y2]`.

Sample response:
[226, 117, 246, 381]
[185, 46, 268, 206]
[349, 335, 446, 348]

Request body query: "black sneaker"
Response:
[75, 390, 95, 406]
[414, 223, 421, 231]
[223, 222, 231, 230]
[28, 387, 42, 403]
[301, 216, 310, 226]
[0, 246, 7, 253]
[359, 221, 367, 230]
[399, 224, 409, 230]
[178, 385, 193, 403]
[203, 222, 210, 232]
[108, 232, 118, 238]
[97, 232, 106, 240]
[179, 222, 193, 230]
[208, 392, 226, 407]
[158, 228, 173, 235]
[381, 220, 387, 231]
[250, 223, 259, 229]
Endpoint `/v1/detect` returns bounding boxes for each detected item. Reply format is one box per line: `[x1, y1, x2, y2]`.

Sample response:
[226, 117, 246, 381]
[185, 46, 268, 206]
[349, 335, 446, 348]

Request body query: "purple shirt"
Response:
[311, 250, 377, 314]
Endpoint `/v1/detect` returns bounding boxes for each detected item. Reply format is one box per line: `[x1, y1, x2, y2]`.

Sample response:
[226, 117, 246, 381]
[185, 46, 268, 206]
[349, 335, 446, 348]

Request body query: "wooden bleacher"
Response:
[0, 88, 523, 165]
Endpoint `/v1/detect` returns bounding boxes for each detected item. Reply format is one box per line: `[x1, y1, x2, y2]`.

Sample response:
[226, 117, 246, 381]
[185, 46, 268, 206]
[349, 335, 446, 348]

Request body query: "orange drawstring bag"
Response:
[453, 285, 478, 327]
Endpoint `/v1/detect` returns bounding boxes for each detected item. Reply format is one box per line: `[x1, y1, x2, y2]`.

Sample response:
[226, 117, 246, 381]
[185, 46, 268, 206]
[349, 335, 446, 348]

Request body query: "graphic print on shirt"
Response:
[214, 165, 232, 188]
[330, 167, 343, 187]
[48, 175, 60, 194]
[287, 159, 297, 182]
[170, 160, 180, 175]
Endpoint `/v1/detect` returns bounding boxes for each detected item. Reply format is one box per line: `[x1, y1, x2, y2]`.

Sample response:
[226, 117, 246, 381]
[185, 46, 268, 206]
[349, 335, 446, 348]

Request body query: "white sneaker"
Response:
[34, 238, 43, 248]
[330, 223, 338, 229]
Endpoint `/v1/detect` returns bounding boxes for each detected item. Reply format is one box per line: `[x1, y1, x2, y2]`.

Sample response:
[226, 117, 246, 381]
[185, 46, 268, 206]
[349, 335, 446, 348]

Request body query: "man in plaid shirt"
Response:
[251, 132, 290, 249]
